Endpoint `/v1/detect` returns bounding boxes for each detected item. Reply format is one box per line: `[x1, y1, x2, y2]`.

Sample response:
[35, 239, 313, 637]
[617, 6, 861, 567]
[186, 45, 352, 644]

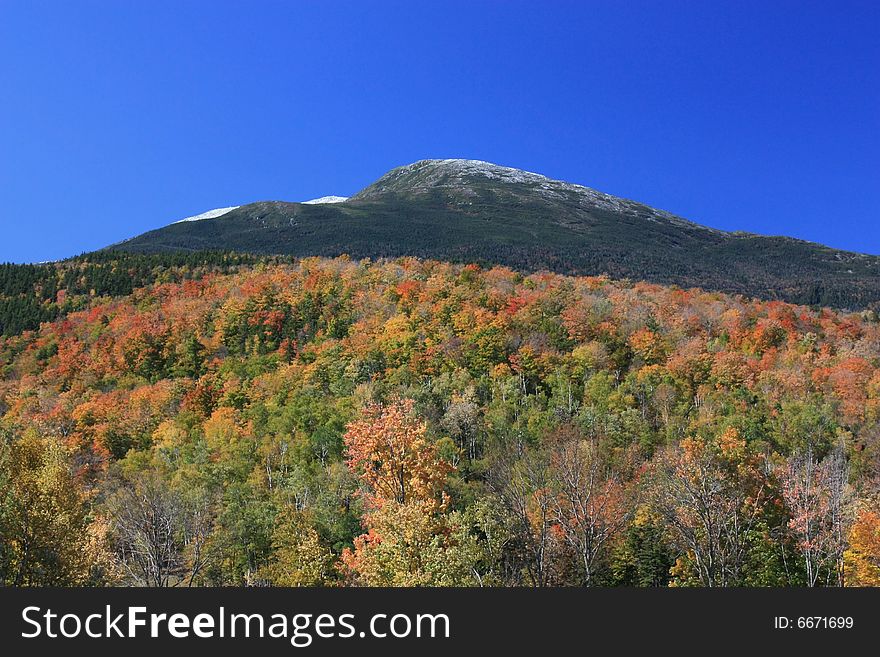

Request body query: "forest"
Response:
[0, 251, 270, 336]
[1, 254, 879, 587]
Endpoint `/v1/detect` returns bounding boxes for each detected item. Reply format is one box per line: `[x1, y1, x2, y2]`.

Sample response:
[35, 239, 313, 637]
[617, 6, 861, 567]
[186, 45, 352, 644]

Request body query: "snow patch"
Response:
[173, 206, 240, 223]
[302, 196, 348, 204]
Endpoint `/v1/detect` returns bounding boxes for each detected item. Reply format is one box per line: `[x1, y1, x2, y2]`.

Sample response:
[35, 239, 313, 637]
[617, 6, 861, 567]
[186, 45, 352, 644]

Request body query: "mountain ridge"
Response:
[353, 159, 723, 233]
[111, 159, 880, 310]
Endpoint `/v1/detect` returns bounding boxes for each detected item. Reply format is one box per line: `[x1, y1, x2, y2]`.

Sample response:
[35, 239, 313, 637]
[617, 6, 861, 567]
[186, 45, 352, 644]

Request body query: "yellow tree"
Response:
[844, 507, 880, 586]
[340, 500, 488, 586]
[262, 507, 334, 586]
[0, 432, 103, 585]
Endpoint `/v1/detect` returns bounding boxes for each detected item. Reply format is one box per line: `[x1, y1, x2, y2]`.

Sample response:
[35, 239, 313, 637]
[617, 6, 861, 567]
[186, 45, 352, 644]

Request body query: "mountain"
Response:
[112, 159, 880, 309]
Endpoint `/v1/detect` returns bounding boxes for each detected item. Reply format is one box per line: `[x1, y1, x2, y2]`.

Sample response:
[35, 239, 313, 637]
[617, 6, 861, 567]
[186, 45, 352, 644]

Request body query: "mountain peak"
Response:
[352, 158, 568, 200]
[351, 159, 718, 234]
[401, 158, 554, 182]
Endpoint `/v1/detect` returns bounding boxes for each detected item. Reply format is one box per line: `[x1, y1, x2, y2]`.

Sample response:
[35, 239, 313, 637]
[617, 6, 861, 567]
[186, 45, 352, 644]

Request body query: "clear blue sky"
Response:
[1, 0, 877, 263]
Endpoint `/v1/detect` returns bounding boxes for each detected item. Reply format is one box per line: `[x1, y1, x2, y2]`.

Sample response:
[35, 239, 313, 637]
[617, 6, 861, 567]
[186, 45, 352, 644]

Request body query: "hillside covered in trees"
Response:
[0, 251, 277, 337]
[2, 255, 880, 587]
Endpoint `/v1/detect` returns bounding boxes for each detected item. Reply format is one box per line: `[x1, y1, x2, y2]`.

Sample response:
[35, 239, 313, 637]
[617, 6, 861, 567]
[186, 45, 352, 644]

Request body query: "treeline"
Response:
[0, 251, 279, 336]
[114, 197, 880, 311]
[1, 256, 879, 586]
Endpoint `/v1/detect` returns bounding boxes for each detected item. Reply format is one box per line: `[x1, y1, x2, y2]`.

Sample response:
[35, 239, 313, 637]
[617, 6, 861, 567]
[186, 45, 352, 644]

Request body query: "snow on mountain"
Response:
[173, 206, 240, 223]
[302, 196, 348, 204]
[356, 159, 722, 234]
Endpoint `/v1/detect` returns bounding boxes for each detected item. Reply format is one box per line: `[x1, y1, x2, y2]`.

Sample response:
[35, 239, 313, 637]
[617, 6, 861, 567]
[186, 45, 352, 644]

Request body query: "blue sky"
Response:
[1, 0, 877, 263]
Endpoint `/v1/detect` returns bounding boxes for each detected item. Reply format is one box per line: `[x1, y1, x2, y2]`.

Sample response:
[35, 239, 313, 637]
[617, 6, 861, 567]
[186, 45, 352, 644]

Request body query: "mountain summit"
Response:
[353, 159, 720, 233]
[113, 160, 880, 309]
[352, 158, 591, 200]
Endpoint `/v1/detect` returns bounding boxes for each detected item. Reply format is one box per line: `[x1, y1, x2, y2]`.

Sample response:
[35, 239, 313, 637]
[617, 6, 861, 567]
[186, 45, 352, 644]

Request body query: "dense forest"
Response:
[0, 251, 277, 336]
[2, 255, 880, 586]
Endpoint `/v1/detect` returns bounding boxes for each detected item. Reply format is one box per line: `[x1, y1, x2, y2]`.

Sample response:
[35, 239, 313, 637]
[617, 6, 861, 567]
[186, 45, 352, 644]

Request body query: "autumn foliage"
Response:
[343, 398, 451, 510]
[3, 254, 880, 586]
[845, 507, 880, 586]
